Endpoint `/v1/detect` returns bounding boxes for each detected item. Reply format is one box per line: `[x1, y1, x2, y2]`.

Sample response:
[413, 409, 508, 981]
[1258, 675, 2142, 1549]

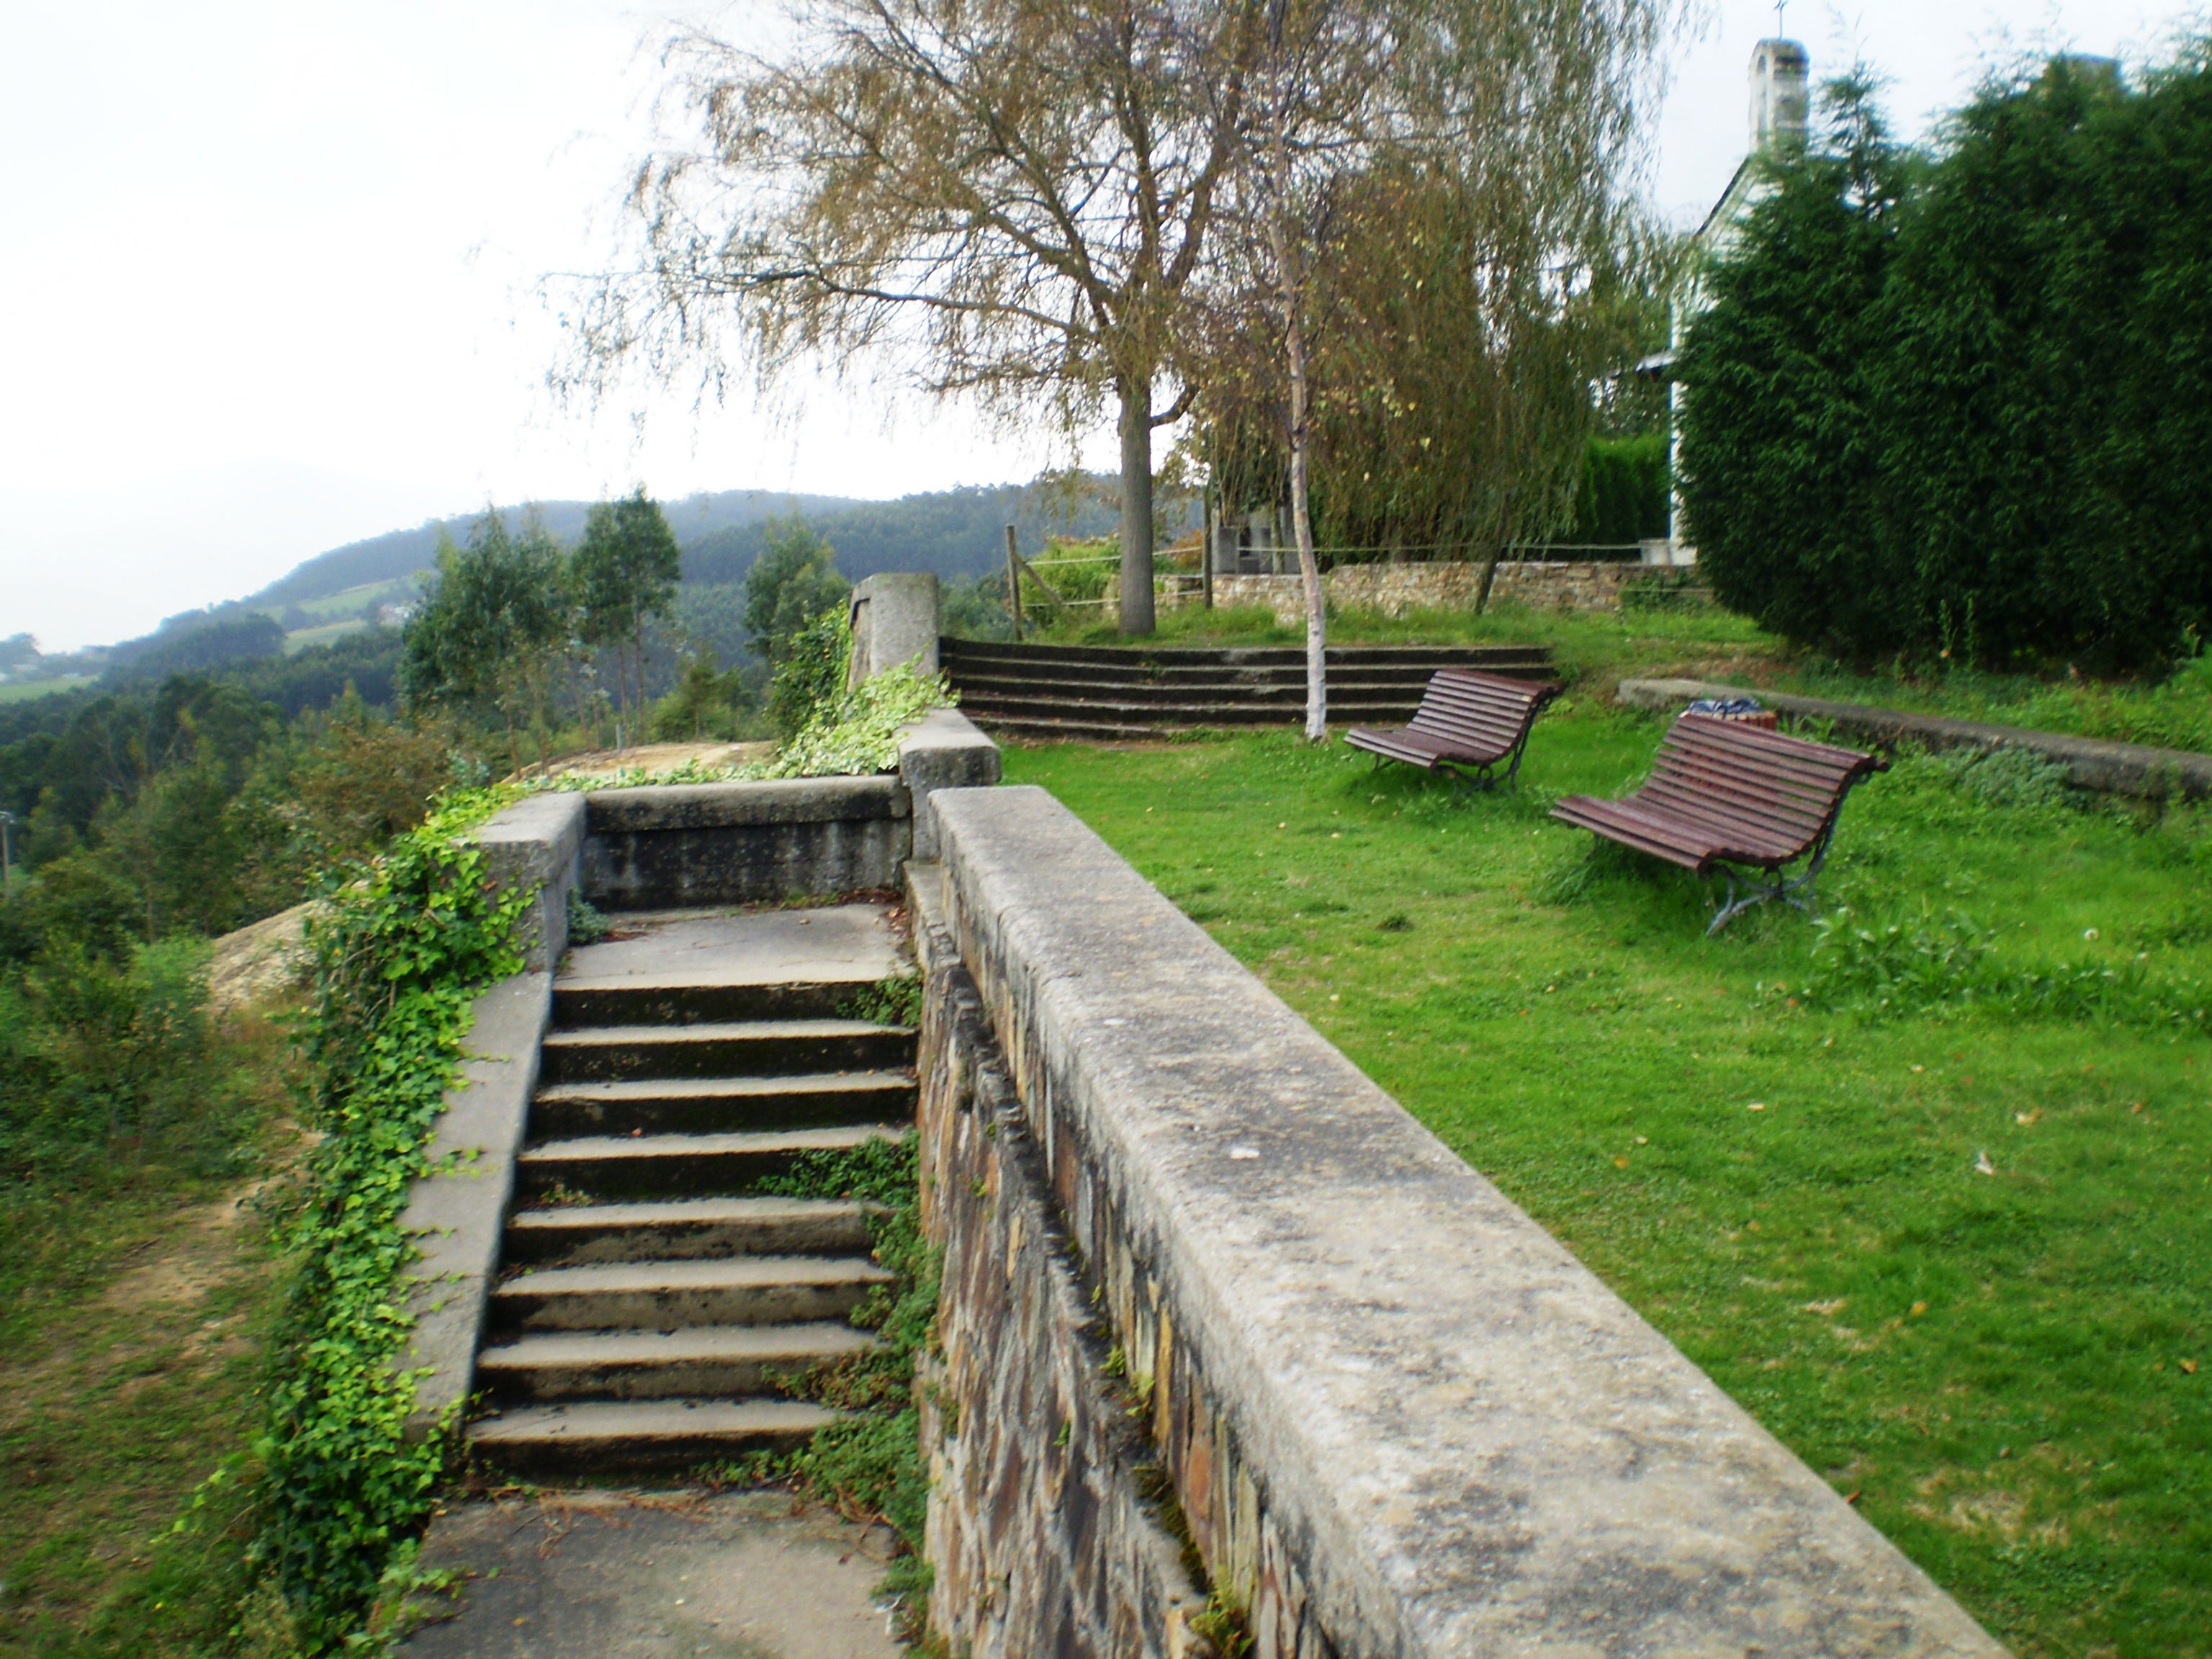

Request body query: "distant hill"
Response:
[60, 475, 1193, 688]
[678, 480, 1156, 587]
[245, 487, 860, 608]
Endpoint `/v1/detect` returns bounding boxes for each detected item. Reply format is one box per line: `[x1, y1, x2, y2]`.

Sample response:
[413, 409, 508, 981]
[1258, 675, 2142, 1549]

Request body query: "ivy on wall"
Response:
[253, 787, 527, 1651]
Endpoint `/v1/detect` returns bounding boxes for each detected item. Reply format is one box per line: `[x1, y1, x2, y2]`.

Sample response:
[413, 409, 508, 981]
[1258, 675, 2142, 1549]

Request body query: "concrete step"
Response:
[530, 1071, 915, 1138]
[477, 1321, 877, 1403]
[467, 1397, 838, 1476]
[517, 1123, 909, 1201]
[956, 692, 1434, 724]
[945, 665, 1550, 700]
[504, 1196, 880, 1267]
[538, 1020, 914, 1084]
[942, 639, 1555, 670]
[492, 1254, 894, 1333]
[552, 978, 878, 1030]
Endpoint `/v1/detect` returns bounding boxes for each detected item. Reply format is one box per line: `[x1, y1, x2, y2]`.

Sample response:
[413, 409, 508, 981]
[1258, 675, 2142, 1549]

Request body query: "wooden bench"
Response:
[1550, 715, 1887, 932]
[1345, 668, 1563, 789]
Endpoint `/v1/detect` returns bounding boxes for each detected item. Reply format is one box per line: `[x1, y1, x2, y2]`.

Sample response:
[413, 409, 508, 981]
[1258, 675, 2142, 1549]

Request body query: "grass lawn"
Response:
[0, 1015, 292, 1659]
[1005, 710, 2212, 1659]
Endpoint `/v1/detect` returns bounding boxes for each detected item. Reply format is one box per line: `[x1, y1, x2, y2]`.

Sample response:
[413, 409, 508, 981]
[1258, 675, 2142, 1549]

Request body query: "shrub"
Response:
[767, 606, 853, 739]
[0, 937, 215, 1181]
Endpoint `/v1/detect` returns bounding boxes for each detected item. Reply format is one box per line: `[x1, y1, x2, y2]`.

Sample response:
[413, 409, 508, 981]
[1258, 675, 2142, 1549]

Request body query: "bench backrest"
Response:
[1640, 715, 1882, 855]
[1406, 667, 1560, 753]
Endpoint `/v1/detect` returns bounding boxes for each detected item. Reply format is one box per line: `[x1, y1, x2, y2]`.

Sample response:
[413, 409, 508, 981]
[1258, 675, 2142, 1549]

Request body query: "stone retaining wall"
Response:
[909, 864, 1213, 1658]
[1182, 560, 1642, 621]
[577, 711, 1002, 908]
[915, 783, 2005, 1658]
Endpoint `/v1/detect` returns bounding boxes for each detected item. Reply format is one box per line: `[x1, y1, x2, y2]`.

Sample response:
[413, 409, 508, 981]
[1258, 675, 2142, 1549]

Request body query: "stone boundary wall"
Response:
[577, 711, 1002, 907]
[1621, 676, 2212, 802]
[920, 783, 2005, 1658]
[1179, 560, 1642, 621]
[908, 864, 1215, 1658]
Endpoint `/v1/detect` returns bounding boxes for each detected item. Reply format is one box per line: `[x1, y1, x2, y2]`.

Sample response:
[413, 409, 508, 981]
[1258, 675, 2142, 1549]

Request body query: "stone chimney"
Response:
[1749, 38, 1809, 153]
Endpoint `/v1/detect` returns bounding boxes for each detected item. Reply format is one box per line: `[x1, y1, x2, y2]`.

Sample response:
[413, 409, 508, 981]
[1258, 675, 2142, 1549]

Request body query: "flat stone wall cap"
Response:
[473, 791, 586, 851]
[932, 786, 2005, 1656]
[585, 773, 911, 833]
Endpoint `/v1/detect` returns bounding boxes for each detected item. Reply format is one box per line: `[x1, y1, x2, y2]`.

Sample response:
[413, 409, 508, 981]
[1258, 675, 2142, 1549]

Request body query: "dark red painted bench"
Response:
[1550, 714, 1887, 932]
[1345, 668, 1563, 789]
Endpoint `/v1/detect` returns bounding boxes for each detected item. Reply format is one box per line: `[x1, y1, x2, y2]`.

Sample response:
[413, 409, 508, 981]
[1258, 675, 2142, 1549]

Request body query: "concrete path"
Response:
[400, 1490, 904, 1659]
[564, 905, 907, 994]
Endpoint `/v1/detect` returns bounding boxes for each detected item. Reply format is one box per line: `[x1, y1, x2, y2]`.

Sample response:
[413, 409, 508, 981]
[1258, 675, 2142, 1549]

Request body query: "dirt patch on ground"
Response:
[98, 1187, 266, 1313]
[208, 902, 320, 1015]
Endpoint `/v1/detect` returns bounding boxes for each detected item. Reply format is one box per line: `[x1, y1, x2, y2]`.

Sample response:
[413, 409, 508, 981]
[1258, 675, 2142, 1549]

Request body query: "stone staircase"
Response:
[940, 637, 1557, 741]
[467, 906, 914, 1477]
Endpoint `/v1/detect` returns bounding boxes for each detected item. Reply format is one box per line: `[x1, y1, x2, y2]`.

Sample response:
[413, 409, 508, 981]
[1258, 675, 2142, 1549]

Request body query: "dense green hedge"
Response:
[1568, 433, 1670, 547]
[1679, 53, 2212, 670]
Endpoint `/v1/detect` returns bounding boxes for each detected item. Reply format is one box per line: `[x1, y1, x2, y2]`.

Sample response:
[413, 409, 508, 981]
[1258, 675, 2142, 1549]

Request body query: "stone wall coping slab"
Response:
[931, 784, 2005, 1657]
[472, 792, 585, 972]
[584, 773, 911, 834]
[399, 970, 552, 1439]
[896, 708, 1001, 863]
[1619, 676, 2212, 801]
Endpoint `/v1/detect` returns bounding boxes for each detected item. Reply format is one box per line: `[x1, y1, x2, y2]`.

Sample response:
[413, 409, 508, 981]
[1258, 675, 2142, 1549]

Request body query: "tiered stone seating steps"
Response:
[467, 905, 913, 1477]
[940, 637, 1557, 740]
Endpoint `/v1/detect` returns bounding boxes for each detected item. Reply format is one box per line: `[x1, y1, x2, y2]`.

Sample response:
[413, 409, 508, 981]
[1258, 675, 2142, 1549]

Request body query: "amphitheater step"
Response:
[516, 1123, 909, 1202]
[477, 1321, 878, 1403]
[490, 1254, 894, 1333]
[538, 1020, 914, 1083]
[467, 1397, 839, 1476]
[529, 1071, 915, 1138]
[503, 1196, 880, 1267]
[940, 637, 1557, 734]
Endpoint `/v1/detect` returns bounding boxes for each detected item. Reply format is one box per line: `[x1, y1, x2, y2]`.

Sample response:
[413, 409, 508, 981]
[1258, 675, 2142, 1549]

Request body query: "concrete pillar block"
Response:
[848, 572, 942, 687]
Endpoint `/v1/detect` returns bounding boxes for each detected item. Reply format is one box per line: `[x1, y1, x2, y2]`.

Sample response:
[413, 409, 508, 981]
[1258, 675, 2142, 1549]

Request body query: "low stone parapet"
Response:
[917, 784, 2005, 1658]
[1182, 559, 1643, 622]
[1621, 676, 2212, 801]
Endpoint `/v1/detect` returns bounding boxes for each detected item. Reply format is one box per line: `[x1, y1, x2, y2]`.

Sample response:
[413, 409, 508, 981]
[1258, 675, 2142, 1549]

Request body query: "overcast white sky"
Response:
[1, 0, 2200, 649]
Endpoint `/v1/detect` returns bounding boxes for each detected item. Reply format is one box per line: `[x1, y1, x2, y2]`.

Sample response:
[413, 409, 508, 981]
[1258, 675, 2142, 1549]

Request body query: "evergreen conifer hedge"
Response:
[1679, 52, 2212, 670]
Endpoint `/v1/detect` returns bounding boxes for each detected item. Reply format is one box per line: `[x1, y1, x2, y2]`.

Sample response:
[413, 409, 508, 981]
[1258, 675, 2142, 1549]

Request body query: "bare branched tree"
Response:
[559, 0, 1274, 635]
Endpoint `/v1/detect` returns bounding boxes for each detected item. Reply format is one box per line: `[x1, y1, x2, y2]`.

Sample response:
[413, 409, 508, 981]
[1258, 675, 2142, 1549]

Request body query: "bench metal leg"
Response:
[1704, 787, 1858, 934]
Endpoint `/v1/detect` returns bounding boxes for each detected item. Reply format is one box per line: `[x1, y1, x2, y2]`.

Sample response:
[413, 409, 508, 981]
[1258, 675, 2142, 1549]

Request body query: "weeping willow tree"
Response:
[1197, 0, 1673, 734]
[557, 0, 1282, 637]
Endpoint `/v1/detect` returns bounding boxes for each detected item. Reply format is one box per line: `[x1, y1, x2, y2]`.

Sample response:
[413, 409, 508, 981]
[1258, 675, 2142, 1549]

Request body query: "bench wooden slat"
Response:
[1346, 668, 1562, 787]
[1550, 715, 1885, 930]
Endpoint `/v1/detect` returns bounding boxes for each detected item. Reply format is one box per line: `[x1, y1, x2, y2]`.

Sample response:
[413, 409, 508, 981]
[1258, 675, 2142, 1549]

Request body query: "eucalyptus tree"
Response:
[573, 487, 683, 739]
[563, 0, 1270, 636]
[1202, 0, 1671, 736]
[400, 511, 574, 770]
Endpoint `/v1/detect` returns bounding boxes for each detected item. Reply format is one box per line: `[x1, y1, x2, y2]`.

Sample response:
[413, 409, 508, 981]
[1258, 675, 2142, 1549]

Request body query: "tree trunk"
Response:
[1474, 544, 1504, 614]
[1118, 381, 1156, 636]
[1265, 96, 1326, 741]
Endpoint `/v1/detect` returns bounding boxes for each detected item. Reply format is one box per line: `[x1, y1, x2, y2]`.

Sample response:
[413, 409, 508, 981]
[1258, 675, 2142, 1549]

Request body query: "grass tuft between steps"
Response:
[712, 1128, 939, 1633]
